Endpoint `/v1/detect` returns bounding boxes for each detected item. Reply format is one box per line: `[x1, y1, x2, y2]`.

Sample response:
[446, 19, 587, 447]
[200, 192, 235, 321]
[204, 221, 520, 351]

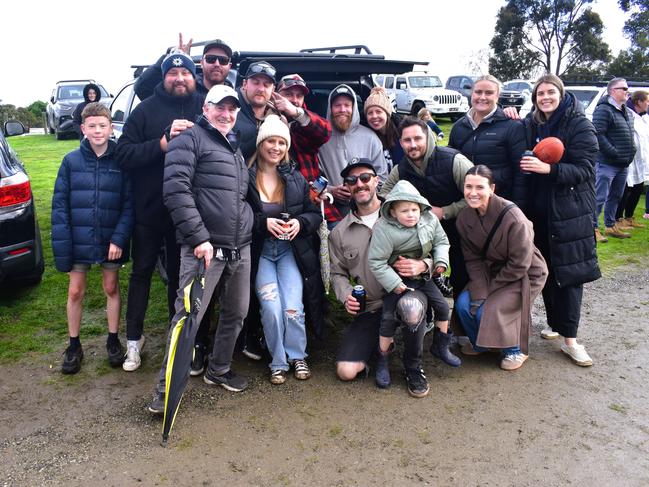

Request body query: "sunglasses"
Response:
[344, 172, 375, 185]
[280, 78, 306, 89]
[614, 86, 629, 91]
[247, 63, 276, 78]
[204, 55, 230, 65]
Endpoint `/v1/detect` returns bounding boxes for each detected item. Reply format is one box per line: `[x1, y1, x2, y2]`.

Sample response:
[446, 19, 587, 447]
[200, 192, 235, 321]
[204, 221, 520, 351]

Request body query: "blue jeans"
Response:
[255, 239, 306, 371]
[594, 162, 628, 228]
[455, 290, 519, 356]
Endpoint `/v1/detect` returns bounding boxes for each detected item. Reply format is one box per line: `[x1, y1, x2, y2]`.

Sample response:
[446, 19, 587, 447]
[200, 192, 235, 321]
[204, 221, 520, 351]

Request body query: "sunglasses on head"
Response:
[344, 172, 375, 185]
[281, 78, 306, 89]
[204, 54, 230, 65]
[248, 64, 276, 78]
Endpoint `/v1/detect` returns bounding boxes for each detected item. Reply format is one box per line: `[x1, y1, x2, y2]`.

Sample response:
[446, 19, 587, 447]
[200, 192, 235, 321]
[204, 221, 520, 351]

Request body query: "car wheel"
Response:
[411, 102, 425, 116]
[46, 116, 54, 135]
[55, 126, 65, 140]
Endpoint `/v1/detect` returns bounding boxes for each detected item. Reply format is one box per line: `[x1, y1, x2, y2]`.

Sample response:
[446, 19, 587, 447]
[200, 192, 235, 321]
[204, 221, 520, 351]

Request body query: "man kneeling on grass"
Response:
[51, 103, 133, 374]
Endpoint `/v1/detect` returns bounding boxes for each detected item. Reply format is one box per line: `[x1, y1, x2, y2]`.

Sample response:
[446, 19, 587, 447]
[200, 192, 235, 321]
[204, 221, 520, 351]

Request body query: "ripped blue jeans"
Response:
[255, 239, 306, 371]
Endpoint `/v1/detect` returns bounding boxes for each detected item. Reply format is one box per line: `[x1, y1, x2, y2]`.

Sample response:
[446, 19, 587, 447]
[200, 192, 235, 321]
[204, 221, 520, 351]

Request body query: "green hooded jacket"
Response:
[369, 180, 450, 293]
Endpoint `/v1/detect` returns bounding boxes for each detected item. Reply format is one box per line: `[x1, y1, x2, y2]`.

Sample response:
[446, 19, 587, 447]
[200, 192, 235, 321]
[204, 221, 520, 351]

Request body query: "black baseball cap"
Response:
[340, 157, 377, 179]
[203, 39, 233, 59]
[330, 85, 355, 104]
[244, 61, 277, 83]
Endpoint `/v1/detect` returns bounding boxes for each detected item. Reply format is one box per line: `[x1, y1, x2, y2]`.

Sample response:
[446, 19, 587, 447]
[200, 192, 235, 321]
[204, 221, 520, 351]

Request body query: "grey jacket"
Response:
[369, 180, 449, 293]
[318, 84, 388, 185]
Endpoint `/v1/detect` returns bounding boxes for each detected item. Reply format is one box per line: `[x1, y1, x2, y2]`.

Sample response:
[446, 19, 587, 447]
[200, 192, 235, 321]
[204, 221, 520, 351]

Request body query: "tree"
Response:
[489, 0, 611, 79]
[27, 101, 46, 120]
[607, 0, 649, 79]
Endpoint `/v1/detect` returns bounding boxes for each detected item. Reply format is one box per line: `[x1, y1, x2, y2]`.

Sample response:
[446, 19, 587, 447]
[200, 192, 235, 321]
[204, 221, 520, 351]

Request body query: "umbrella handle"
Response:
[320, 193, 334, 219]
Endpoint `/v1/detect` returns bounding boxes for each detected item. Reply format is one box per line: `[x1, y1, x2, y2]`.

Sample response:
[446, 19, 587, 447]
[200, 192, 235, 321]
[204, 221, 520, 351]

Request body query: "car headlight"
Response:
[433, 95, 439, 102]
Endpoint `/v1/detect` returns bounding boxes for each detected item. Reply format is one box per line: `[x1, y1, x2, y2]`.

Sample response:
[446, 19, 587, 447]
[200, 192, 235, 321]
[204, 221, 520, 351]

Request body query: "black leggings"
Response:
[616, 183, 645, 220]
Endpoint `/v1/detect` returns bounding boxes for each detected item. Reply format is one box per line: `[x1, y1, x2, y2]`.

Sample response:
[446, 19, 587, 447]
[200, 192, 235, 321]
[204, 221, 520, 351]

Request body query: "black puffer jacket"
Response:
[72, 83, 102, 127]
[592, 94, 636, 167]
[234, 89, 262, 162]
[247, 161, 325, 339]
[115, 83, 203, 228]
[449, 107, 527, 205]
[523, 93, 601, 288]
[163, 116, 253, 249]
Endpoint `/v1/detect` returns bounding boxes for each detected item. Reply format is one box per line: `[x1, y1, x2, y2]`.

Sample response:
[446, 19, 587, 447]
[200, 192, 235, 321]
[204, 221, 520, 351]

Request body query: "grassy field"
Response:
[1, 131, 646, 363]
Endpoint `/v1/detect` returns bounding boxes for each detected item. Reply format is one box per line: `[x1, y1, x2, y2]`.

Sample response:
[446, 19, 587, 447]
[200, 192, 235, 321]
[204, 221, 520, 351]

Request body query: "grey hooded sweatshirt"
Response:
[318, 84, 388, 186]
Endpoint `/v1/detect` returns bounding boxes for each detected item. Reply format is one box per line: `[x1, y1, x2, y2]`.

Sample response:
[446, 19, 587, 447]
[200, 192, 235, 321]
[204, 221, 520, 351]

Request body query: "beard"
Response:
[333, 113, 352, 132]
[164, 80, 196, 97]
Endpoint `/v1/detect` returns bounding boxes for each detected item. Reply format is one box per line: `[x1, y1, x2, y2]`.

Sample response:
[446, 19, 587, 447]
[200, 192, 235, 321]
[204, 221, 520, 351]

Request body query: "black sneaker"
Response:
[147, 391, 165, 415]
[405, 368, 430, 398]
[190, 344, 207, 376]
[107, 340, 125, 367]
[203, 369, 248, 392]
[62, 345, 83, 375]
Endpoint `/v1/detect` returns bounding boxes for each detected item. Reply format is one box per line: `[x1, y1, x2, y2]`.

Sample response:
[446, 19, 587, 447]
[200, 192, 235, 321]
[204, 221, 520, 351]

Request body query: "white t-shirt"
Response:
[359, 209, 380, 229]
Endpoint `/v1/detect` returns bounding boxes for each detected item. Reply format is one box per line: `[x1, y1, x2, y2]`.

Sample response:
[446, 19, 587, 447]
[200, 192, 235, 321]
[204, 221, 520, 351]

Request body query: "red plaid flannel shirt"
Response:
[289, 108, 341, 222]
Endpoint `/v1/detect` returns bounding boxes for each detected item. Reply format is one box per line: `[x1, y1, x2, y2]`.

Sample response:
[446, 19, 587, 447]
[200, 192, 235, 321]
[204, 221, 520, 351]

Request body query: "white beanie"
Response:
[256, 115, 291, 149]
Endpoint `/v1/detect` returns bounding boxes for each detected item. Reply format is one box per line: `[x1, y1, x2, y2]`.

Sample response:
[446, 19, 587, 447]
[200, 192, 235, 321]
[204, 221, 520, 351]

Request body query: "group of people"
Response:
[50, 34, 647, 408]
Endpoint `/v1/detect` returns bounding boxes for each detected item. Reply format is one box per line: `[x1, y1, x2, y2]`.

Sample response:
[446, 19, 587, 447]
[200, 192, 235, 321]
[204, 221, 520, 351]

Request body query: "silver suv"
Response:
[46, 80, 113, 140]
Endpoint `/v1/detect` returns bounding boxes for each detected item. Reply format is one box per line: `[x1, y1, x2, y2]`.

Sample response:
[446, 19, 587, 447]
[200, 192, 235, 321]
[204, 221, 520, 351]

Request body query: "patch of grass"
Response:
[328, 424, 342, 437]
[593, 209, 649, 274]
[609, 403, 628, 414]
[0, 135, 169, 363]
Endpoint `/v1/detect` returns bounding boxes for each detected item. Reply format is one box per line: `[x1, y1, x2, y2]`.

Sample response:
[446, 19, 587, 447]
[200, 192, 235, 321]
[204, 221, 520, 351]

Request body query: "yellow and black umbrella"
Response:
[162, 259, 206, 445]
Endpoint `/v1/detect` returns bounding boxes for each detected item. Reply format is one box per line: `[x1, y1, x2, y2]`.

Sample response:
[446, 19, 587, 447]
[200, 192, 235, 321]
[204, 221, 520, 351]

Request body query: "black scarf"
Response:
[537, 94, 573, 139]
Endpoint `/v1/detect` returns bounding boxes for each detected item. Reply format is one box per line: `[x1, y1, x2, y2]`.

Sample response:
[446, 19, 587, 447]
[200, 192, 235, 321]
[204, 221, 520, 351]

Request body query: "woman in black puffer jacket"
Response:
[246, 115, 322, 385]
[72, 84, 101, 141]
[519, 74, 601, 367]
[449, 75, 528, 208]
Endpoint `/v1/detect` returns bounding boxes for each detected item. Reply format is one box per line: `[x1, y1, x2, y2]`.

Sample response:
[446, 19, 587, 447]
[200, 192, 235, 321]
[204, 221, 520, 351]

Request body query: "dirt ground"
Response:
[2, 265, 648, 487]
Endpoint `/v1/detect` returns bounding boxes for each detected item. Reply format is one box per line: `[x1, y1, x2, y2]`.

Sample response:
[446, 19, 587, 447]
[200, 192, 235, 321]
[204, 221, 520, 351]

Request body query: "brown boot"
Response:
[594, 228, 608, 243]
[616, 218, 633, 230]
[604, 224, 631, 239]
[625, 217, 645, 229]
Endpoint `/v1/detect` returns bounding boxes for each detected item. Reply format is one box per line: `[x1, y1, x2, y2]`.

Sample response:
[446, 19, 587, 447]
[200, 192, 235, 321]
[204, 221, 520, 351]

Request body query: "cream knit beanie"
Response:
[256, 114, 291, 148]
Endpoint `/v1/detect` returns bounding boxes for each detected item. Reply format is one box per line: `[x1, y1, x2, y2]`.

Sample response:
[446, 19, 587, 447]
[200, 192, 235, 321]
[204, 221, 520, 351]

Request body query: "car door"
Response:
[395, 76, 409, 111]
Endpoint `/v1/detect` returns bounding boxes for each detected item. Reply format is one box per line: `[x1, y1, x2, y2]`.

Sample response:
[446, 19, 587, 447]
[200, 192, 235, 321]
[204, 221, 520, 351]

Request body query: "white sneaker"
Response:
[540, 327, 560, 340]
[561, 343, 593, 367]
[123, 336, 146, 372]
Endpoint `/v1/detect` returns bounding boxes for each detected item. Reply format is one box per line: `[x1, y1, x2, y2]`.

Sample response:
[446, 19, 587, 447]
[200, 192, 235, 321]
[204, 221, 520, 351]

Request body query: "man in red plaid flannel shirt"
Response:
[271, 74, 340, 223]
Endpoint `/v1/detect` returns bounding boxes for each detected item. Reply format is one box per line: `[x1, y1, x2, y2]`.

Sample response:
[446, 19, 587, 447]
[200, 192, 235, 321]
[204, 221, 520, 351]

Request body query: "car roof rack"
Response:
[56, 79, 96, 84]
[300, 45, 374, 55]
[563, 79, 649, 87]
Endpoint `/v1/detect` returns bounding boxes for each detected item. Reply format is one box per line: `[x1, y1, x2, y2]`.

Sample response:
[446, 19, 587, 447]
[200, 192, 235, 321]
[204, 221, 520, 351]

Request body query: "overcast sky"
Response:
[0, 0, 630, 107]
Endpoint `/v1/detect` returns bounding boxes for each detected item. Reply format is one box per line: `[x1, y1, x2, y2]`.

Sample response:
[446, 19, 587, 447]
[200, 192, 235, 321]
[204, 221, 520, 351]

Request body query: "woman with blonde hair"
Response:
[247, 115, 321, 384]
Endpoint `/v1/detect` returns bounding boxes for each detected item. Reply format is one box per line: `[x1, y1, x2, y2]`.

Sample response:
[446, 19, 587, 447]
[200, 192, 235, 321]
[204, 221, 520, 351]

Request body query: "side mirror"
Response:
[462, 84, 472, 90]
[4, 121, 26, 137]
[50, 96, 55, 103]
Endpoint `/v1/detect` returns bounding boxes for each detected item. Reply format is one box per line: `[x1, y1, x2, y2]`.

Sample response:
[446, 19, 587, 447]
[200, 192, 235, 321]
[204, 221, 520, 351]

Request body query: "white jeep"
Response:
[374, 72, 469, 121]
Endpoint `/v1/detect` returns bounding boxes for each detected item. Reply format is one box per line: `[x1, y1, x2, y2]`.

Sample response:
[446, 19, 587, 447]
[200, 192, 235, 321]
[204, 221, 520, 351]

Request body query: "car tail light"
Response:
[0, 172, 31, 207]
[9, 247, 30, 256]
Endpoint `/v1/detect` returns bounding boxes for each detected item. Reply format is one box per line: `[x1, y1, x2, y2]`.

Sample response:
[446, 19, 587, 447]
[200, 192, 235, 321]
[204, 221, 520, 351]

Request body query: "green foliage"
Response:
[489, 0, 611, 78]
[27, 100, 47, 120]
[607, 0, 649, 78]
[0, 103, 42, 129]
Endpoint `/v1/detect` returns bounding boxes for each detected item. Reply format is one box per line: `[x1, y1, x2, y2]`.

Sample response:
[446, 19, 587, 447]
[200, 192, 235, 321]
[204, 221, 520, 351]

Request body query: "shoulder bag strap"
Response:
[481, 203, 516, 258]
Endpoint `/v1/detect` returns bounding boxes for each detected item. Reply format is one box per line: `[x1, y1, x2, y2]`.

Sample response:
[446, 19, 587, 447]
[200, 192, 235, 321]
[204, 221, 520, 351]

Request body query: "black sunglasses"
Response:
[613, 86, 629, 91]
[204, 54, 230, 65]
[247, 63, 276, 78]
[344, 172, 375, 185]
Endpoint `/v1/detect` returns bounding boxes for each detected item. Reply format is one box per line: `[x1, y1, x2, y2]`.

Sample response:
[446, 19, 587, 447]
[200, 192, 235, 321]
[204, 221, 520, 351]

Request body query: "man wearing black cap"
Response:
[330, 158, 433, 396]
[116, 51, 204, 373]
[235, 60, 280, 160]
[134, 34, 233, 100]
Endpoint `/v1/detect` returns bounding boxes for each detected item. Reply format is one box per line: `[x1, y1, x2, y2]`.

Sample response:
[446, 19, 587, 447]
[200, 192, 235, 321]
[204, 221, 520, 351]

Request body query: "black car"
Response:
[499, 80, 534, 111]
[111, 43, 423, 137]
[0, 122, 44, 286]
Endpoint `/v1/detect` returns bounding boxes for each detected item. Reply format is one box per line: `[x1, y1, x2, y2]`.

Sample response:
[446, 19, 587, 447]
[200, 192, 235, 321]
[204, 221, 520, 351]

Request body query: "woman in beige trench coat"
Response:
[455, 165, 548, 371]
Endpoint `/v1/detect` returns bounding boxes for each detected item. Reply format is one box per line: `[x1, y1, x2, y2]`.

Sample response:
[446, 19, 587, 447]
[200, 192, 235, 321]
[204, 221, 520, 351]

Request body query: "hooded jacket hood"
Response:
[326, 84, 361, 133]
[380, 180, 433, 222]
[83, 83, 101, 103]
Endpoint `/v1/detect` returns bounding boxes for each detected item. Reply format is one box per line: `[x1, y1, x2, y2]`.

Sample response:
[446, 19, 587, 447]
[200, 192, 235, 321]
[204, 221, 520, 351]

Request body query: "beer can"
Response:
[278, 212, 291, 240]
[352, 285, 366, 312]
[310, 175, 329, 196]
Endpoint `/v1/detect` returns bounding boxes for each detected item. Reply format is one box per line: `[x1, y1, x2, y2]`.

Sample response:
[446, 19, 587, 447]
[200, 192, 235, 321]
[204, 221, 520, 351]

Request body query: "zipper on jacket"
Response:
[234, 151, 241, 251]
[94, 156, 100, 262]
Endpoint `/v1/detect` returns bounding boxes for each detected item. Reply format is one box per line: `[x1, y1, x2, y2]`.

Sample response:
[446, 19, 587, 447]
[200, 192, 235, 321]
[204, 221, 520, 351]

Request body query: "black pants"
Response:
[125, 223, 180, 341]
[542, 277, 583, 339]
[615, 183, 645, 220]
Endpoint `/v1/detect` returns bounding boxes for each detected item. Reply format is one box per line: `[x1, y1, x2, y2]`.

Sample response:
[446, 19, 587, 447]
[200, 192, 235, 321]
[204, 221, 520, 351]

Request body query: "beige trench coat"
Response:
[456, 195, 548, 354]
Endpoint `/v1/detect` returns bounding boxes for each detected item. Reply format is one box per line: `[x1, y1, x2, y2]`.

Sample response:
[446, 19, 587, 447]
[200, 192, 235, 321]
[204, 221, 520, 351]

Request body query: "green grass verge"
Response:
[0, 135, 169, 362]
[1, 132, 646, 363]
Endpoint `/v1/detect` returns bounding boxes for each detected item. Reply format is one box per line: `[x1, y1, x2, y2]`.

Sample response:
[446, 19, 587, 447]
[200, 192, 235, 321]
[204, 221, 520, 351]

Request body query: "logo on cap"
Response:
[172, 57, 183, 66]
[350, 157, 360, 164]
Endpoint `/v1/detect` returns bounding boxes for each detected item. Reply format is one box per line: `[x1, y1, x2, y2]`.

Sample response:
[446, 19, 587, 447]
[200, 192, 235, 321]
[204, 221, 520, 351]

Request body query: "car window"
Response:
[98, 85, 110, 98]
[409, 76, 442, 88]
[503, 82, 517, 91]
[111, 83, 140, 123]
[567, 89, 600, 109]
[396, 77, 407, 90]
[385, 76, 394, 89]
[375, 75, 384, 87]
[57, 85, 85, 100]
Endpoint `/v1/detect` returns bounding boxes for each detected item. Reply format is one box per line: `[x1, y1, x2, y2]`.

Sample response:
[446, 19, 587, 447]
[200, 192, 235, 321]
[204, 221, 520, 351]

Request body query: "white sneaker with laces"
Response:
[123, 336, 146, 372]
[500, 353, 528, 371]
[561, 343, 593, 367]
[541, 327, 560, 340]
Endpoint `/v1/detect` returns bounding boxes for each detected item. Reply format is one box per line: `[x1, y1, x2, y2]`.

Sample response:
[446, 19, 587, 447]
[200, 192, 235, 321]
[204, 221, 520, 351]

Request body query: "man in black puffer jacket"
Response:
[115, 51, 204, 373]
[592, 77, 637, 239]
[148, 85, 254, 414]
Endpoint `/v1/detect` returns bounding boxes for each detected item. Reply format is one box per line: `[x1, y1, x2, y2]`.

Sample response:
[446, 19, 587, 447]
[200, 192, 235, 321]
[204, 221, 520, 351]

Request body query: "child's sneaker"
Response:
[123, 336, 145, 372]
[62, 345, 83, 375]
[107, 340, 125, 367]
[405, 367, 429, 398]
